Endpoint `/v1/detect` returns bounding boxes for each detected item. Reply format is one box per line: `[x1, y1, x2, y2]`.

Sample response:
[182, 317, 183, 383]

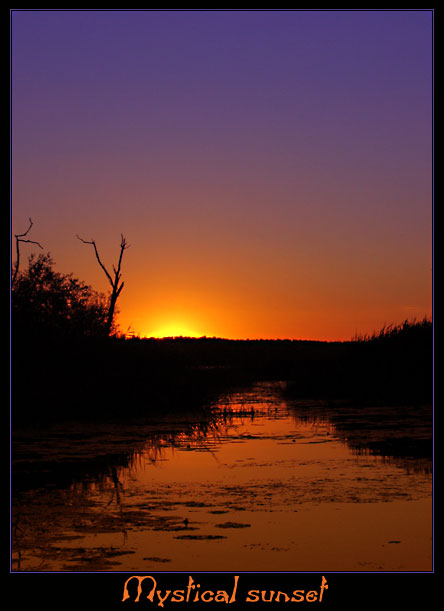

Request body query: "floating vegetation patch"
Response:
[183, 501, 211, 508]
[153, 525, 198, 532]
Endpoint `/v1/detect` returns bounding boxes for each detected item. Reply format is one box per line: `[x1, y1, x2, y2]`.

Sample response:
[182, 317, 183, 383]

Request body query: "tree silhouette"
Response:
[12, 252, 109, 338]
[77, 234, 129, 336]
[12, 218, 43, 287]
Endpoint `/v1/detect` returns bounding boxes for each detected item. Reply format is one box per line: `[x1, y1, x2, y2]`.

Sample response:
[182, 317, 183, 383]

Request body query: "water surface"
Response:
[12, 382, 432, 572]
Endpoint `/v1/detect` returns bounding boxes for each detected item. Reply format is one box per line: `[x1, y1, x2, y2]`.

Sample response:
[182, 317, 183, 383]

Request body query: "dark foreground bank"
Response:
[11, 318, 432, 427]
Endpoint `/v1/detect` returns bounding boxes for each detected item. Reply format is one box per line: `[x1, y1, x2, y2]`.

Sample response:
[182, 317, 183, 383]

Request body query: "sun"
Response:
[142, 319, 204, 339]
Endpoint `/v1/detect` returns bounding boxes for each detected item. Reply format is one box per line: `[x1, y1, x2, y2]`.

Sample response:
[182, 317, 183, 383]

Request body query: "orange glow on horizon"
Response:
[119, 303, 432, 342]
[133, 312, 206, 339]
[144, 324, 204, 339]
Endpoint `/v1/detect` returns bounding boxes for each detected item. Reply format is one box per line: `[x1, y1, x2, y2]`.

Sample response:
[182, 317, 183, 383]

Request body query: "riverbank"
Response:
[11, 319, 432, 427]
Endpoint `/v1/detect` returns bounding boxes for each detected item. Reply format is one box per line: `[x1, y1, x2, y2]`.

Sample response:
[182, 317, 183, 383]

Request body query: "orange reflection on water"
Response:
[12, 384, 432, 572]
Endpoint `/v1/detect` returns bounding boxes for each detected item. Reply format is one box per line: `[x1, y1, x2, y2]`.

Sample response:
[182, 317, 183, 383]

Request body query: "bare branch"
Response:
[15, 218, 33, 239]
[12, 218, 43, 286]
[17, 239, 44, 248]
[77, 233, 129, 335]
[76, 234, 114, 288]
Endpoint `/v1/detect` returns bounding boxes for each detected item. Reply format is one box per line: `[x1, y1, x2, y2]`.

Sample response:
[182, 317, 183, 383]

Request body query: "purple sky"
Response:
[11, 10, 433, 339]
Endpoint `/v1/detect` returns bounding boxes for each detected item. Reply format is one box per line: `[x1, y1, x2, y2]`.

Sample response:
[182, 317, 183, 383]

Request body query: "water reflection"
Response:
[11, 382, 432, 572]
[286, 398, 432, 474]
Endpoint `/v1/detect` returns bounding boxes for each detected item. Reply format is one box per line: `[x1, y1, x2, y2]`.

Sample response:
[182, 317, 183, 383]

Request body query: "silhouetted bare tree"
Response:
[77, 233, 129, 335]
[12, 218, 43, 287]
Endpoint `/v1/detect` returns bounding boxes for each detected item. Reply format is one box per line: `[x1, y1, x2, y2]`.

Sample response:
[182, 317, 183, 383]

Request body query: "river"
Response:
[11, 382, 433, 572]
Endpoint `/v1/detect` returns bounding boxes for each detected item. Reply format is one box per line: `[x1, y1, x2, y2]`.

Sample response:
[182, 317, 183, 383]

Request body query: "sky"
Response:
[11, 9, 433, 340]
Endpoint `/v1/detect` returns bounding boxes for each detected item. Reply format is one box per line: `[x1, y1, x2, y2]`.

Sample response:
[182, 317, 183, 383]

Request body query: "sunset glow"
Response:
[142, 319, 205, 339]
[11, 10, 433, 341]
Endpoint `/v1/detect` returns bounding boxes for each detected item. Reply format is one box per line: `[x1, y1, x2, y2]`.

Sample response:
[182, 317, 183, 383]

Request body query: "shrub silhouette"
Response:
[12, 252, 111, 339]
